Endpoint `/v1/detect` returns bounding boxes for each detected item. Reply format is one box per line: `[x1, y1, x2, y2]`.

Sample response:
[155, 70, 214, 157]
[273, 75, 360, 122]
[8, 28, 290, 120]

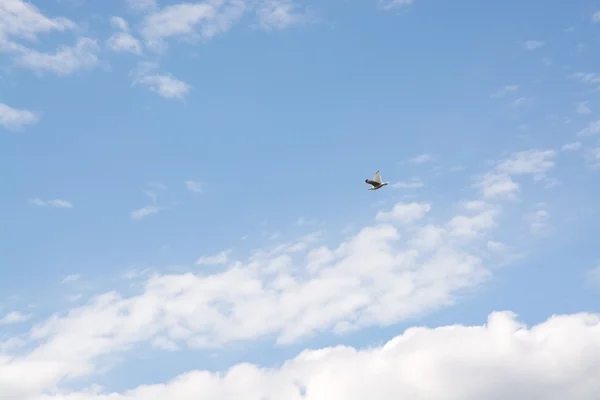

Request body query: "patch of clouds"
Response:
[130, 61, 190, 100]
[28, 198, 73, 208]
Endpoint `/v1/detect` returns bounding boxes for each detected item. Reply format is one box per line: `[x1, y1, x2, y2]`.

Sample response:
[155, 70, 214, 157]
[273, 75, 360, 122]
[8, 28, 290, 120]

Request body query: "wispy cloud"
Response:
[255, 0, 313, 30]
[195, 249, 231, 265]
[130, 62, 190, 100]
[0, 103, 38, 129]
[130, 205, 163, 220]
[523, 40, 544, 50]
[490, 84, 518, 98]
[0, 311, 31, 325]
[185, 180, 203, 193]
[575, 101, 591, 115]
[28, 198, 73, 208]
[391, 177, 424, 189]
[106, 16, 142, 55]
[408, 153, 434, 164]
[562, 141, 582, 151]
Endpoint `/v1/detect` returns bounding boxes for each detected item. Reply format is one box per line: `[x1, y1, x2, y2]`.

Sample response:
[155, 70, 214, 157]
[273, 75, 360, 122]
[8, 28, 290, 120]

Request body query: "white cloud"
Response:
[525, 208, 550, 235]
[130, 62, 190, 100]
[562, 141, 582, 151]
[5, 311, 600, 399]
[584, 147, 600, 169]
[380, 0, 414, 10]
[407, 153, 434, 164]
[107, 32, 142, 55]
[587, 264, 600, 285]
[139, 1, 247, 50]
[0, 311, 30, 325]
[578, 120, 600, 136]
[375, 201, 430, 223]
[592, 11, 600, 23]
[474, 172, 519, 200]
[13, 37, 100, 76]
[474, 149, 556, 200]
[185, 180, 202, 193]
[447, 209, 498, 238]
[576, 101, 591, 114]
[0, 0, 74, 43]
[570, 72, 600, 86]
[0, 198, 518, 399]
[28, 198, 73, 208]
[110, 16, 129, 31]
[130, 205, 162, 220]
[61, 274, 80, 284]
[0, 103, 37, 129]
[255, 0, 312, 30]
[126, 0, 157, 12]
[495, 149, 556, 181]
[523, 40, 544, 50]
[195, 249, 232, 265]
[391, 177, 424, 189]
[490, 84, 518, 98]
[107, 16, 142, 55]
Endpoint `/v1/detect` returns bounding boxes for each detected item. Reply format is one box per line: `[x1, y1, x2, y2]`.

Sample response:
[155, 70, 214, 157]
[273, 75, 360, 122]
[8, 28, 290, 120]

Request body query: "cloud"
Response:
[130, 205, 162, 220]
[4, 311, 600, 399]
[195, 249, 232, 265]
[0, 103, 37, 129]
[474, 172, 519, 200]
[523, 40, 544, 50]
[474, 149, 556, 200]
[0, 311, 30, 325]
[185, 180, 202, 193]
[407, 153, 434, 164]
[13, 37, 101, 76]
[391, 177, 424, 189]
[130, 62, 190, 100]
[490, 84, 518, 98]
[107, 16, 142, 55]
[592, 11, 600, 23]
[584, 147, 600, 169]
[0, 0, 74, 43]
[375, 201, 430, 223]
[380, 0, 414, 10]
[575, 101, 591, 114]
[525, 207, 550, 235]
[578, 120, 600, 137]
[28, 198, 73, 208]
[255, 0, 312, 30]
[570, 72, 600, 87]
[139, 1, 247, 51]
[587, 264, 600, 285]
[61, 274, 80, 284]
[0, 194, 519, 399]
[126, 0, 157, 12]
[106, 32, 142, 54]
[562, 141, 582, 151]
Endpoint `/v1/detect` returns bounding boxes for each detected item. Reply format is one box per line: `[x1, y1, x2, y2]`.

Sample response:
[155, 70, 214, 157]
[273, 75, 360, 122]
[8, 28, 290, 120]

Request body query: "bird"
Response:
[365, 170, 389, 190]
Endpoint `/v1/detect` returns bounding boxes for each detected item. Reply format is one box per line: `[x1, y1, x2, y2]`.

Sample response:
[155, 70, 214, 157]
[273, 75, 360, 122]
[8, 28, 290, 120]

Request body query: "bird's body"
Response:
[365, 170, 389, 190]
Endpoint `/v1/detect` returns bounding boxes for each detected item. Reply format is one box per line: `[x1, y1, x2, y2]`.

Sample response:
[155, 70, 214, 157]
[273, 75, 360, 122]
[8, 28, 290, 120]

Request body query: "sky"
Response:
[2, 0, 600, 398]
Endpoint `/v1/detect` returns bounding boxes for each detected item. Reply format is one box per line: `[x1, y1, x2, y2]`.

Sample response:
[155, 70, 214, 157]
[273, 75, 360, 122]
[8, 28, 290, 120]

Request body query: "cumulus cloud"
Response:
[3, 311, 600, 399]
[185, 180, 202, 193]
[407, 153, 434, 164]
[195, 249, 231, 265]
[375, 202, 430, 223]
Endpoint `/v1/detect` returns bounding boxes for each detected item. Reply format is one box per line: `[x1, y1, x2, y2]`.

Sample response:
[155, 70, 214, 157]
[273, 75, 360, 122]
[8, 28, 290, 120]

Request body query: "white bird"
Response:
[365, 170, 389, 190]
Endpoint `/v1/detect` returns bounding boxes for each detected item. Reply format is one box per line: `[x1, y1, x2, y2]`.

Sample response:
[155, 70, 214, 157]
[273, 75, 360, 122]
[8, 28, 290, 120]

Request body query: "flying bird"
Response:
[365, 170, 389, 190]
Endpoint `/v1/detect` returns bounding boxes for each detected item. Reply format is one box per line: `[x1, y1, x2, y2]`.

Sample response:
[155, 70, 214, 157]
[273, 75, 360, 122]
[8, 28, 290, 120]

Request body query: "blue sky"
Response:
[2, 0, 600, 398]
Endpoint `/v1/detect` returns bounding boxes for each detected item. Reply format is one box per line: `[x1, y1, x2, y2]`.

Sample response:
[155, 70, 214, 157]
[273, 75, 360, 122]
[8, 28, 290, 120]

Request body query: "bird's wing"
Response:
[372, 170, 382, 183]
